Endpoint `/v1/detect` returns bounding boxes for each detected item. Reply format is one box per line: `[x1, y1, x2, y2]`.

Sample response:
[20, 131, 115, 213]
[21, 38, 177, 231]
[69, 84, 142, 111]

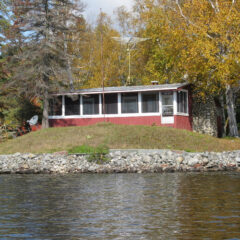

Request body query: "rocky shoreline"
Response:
[0, 149, 240, 174]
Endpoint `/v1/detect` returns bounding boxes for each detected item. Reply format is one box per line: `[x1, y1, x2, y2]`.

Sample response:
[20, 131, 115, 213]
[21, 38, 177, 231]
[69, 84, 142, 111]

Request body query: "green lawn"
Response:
[0, 122, 240, 154]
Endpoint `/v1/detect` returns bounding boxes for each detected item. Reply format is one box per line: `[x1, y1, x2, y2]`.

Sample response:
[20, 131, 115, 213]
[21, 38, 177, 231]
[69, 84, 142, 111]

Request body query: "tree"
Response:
[114, 5, 132, 37]
[171, 0, 240, 137]
[11, 0, 85, 128]
[0, 0, 14, 123]
[133, 0, 240, 136]
[0, 0, 10, 45]
[75, 11, 125, 88]
[129, 0, 185, 85]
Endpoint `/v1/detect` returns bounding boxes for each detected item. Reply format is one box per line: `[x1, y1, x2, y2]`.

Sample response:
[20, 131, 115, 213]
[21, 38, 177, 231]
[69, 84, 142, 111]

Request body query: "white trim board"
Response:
[49, 113, 189, 120]
[49, 113, 162, 119]
[52, 88, 183, 96]
[161, 116, 174, 124]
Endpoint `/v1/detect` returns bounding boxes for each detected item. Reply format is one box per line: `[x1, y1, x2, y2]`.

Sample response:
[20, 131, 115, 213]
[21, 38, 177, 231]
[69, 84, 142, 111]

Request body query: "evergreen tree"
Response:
[12, 0, 85, 128]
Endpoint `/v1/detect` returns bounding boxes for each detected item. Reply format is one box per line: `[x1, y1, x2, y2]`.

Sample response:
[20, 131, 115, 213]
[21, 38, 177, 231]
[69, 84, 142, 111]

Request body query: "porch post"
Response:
[173, 91, 177, 115]
[138, 92, 142, 113]
[80, 95, 83, 115]
[159, 92, 162, 115]
[62, 95, 65, 116]
[118, 93, 121, 114]
[99, 94, 102, 115]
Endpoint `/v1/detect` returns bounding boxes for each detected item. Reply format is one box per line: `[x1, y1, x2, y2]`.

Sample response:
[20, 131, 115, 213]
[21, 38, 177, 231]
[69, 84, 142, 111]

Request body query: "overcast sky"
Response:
[83, 0, 133, 20]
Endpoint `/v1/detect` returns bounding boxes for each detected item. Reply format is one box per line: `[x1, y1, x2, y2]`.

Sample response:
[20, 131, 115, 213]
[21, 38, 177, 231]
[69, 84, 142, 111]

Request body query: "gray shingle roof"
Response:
[53, 83, 189, 95]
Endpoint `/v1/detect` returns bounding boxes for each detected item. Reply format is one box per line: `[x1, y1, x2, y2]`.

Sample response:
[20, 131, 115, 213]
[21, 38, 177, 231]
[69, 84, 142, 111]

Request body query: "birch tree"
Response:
[75, 12, 125, 88]
[133, 0, 240, 136]
[172, 0, 240, 137]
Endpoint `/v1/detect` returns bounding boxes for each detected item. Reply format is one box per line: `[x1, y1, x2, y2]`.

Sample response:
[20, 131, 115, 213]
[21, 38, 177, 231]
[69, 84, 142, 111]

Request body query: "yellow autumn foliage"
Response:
[133, 0, 240, 94]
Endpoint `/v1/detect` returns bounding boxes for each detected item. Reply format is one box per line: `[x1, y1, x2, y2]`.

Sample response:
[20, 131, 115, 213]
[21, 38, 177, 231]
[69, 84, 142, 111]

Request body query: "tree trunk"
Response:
[63, 33, 74, 91]
[225, 85, 238, 137]
[219, 95, 226, 137]
[42, 90, 49, 129]
[67, 57, 74, 91]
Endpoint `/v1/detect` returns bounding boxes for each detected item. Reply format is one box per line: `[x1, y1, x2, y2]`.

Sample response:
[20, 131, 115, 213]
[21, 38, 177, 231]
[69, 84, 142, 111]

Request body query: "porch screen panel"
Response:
[83, 94, 99, 115]
[65, 95, 80, 115]
[162, 92, 173, 116]
[49, 96, 62, 116]
[177, 91, 188, 113]
[142, 92, 159, 113]
[102, 93, 118, 114]
[121, 92, 138, 113]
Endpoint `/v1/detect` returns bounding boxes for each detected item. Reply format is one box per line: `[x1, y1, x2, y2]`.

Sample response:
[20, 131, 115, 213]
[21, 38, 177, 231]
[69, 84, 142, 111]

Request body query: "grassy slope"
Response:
[0, 123, 240, 154]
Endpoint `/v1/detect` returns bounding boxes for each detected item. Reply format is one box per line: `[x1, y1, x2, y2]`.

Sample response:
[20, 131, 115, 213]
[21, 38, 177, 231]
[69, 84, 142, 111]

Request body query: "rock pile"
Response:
[0, 150, 240, 174]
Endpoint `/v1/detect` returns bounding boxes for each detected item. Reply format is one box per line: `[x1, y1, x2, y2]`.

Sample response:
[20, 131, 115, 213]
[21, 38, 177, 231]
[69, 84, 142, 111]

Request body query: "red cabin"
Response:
[49, 83, 192, 131]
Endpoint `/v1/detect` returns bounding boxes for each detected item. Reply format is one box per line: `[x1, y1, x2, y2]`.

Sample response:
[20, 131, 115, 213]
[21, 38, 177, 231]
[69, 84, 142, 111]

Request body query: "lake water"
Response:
[0, 173, 239, 240]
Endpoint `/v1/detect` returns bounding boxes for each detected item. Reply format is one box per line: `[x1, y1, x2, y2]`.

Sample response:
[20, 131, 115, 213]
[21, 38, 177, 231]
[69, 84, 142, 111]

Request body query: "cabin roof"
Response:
[52, 82, 189, 96]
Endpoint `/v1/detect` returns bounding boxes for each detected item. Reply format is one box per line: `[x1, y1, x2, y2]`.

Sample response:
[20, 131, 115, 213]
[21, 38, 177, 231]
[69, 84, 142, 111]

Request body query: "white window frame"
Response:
[101, 93, 119, 115]
[176, 89, 189, 116]
[121, 92, 139, 114]
[82, 94, 100, 116]
[48, 91, 176, 120]
[141, 91, 160, 114]
[64, 95, 81, 117]
[161, 92, 174, 117]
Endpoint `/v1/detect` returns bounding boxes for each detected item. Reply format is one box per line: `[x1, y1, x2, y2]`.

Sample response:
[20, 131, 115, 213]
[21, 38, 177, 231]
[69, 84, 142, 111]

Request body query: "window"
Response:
[177, 91, 188, 114]
[121, 93, 138, 113]
[102, 93, 118, 114]
[162, 92, 173, 116]
[142, 92, 159, 113]
[65, 95, 80, 116]
[83, 94, 99, 115]
[49, 96, 62, 116]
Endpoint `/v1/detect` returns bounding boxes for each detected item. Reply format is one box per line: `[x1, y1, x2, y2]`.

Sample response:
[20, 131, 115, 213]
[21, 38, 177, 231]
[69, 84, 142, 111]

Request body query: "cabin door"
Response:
[161, 92, 174, 124]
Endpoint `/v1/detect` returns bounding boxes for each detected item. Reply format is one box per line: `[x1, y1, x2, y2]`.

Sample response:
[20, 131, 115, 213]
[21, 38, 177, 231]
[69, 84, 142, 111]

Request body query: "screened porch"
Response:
[49, 90, 189, 121]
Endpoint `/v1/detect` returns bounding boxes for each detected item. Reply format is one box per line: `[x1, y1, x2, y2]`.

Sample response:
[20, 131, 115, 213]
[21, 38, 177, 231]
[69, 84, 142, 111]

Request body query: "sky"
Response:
[83, 0, 133, 20]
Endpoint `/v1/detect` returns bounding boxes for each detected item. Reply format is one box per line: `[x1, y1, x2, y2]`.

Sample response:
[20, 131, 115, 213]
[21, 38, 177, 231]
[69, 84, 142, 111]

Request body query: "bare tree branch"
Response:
[215, 0, 220, 12]
[175, 0, 213, 39]
[227, 0, 236, 17]
[208, 0, 218, 13]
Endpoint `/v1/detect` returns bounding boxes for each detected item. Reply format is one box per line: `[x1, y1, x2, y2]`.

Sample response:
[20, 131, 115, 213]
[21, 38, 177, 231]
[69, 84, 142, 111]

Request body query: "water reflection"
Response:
[176, 173, 240, 240]
[0, 173, 239, 239]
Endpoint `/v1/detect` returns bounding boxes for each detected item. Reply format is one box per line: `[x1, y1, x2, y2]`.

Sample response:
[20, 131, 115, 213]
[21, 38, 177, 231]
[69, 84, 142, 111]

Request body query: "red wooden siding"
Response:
[174, 115, 192, 131]
[49, 115, 192, 131]
[173, 85, 193, 131]
[50, 116, 163, 127]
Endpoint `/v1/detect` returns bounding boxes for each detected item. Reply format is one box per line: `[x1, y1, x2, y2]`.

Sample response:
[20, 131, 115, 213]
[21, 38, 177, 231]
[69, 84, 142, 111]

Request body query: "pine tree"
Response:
[12, 0, 85, 128]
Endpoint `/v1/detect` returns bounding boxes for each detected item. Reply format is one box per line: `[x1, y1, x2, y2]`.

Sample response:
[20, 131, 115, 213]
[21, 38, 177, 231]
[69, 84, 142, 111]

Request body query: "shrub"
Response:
[68, 145, 95, 154]
[68, 144, 110, 164]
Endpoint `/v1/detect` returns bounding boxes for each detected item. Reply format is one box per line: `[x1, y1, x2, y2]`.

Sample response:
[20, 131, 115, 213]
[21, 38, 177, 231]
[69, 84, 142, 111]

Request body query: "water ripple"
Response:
[0, 172, 239, 239]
